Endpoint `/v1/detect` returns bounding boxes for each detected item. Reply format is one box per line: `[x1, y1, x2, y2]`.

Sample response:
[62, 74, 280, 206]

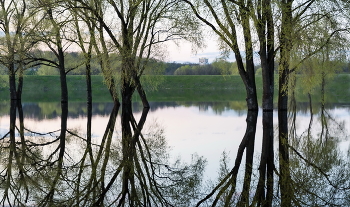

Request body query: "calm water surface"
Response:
[2, 101, 349, 180]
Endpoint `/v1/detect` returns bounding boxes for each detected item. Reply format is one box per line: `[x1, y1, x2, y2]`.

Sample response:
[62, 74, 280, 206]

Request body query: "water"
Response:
[2, 101, 349, 178]
[1, 100, 350, 206]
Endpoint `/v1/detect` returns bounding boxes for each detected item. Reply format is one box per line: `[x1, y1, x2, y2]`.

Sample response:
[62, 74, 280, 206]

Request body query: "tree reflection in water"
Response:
[2, 96, 350, 206]
[195, 110, 258, 206]
[288, 95, 350, 206]
[0, 97, 206, 206]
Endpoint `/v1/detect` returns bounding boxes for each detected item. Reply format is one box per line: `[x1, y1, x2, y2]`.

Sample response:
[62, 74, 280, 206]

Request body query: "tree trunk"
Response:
[85, 49, 93, 161]
[58, 50, 68, 167]
[239, 5, 259, 111]
[278, 0, 293, 205]
[119, 50, 138, 205]
[16, 68, 24, 101]
[250, 0, 275, 204]
[237, 110, 258, 206]
[9, 63, 17, 101]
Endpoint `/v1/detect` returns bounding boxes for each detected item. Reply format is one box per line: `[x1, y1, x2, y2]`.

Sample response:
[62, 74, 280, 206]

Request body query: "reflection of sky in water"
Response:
[142, 105, 258, 180]
[295, 107, 350, 153]
[1, 102, 349, 181]
[0, 116, 9, 136]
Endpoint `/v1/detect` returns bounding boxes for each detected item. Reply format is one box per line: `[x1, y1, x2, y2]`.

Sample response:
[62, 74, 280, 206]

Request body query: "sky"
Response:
[0, 30, 234, 64]
[165, 36, 235, 64]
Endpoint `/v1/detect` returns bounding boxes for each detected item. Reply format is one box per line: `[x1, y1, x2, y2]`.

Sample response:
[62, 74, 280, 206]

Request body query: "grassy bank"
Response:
[18, 75, 248, 89]
[0, 75, 349, 103]
[0, 75, 250, 102]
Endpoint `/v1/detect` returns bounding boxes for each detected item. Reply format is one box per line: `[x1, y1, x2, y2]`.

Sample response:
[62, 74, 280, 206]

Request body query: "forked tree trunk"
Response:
[119, 50, 137, 205]
[248, 0, 275, 204]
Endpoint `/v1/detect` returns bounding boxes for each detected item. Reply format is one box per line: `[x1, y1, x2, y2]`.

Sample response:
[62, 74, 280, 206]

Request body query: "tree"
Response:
[183, 0, 350, 206]
[65, 0, 205, 205]
[174, 65, 192, 75]
[212, 59, 232, 75]
[182, 0, 275, 205]
[287, 91, 350, 206]
[0, 2, 40, 204]
[183, 0, 258, 110]
[0, 0, 36, 100]
[27, 0, 80, 202]
[277, 1, 349, 205]
[37, 65, 60, 75]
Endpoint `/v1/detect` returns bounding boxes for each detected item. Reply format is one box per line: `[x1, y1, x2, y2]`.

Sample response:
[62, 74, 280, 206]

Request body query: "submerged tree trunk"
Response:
[8, 63, 17, 167]
[237, 110, 259, 206]
[16, 68, 24, 101]
[40, 8, 69, 204]
[248, 0, 275, 204]
[252, 110, 274, 207]
[119, 49, 139, 204]
[278, 0, 293, 206]
[85, 49, 93, 160]
[320, 72, 327, 141]
[196, 110, 258, 206]
[58, 63, 68, 165]
[3, 99, 17, 206]
[120, 82, 135, 206]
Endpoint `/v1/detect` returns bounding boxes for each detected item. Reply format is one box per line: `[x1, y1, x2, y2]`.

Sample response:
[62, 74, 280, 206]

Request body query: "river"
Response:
[0, 98, 349, 206]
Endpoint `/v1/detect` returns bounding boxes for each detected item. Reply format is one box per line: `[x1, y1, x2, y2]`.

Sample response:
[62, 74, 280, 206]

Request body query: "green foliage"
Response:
[218, 151, 231, 180]
[290, 11, 349, 95]
[297, 58, 343, 95]
[65, 52, 100, 75]
[26, 50, 350, 77]
[32, 51, 102, 75]
[211, 59, 232, 75]
[165, 154, 207, 206]
[229, 62, 239, 75]
[37, 65, 59, 75]
[64, 52, 84, 74]
[143, 59, 166, 75]
[255, 68, 262, 76]
[174, 65, 192, 75]
[38, 102, 61, 117]
[174, 64, 222, 75]
[173, 60, 242, 75]
[0, 75, 9, 89]
[164, 62, 188, 75]
[289, 108, 350, 206]
[141, 75, 165, 91]
[0, 65, 7, 75]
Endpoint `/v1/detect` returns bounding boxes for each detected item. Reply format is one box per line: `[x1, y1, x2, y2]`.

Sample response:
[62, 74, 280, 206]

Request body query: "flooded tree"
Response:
[278, 1, 349, 205]
[182, 0, 350, 206]
[194, 110, 258, 206]
[0, 1, 42, 205]
[1, 0, 350, 206]
[181, 0, 276, 205]
[64, 0, 205, 205]
[183, 0, 258, 111]
[287, 90, 350, 206]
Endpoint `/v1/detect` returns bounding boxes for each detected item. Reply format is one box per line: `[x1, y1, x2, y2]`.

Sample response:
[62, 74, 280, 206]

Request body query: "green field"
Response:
[0, 75, 248, 102]
[0, 75, 349, 103]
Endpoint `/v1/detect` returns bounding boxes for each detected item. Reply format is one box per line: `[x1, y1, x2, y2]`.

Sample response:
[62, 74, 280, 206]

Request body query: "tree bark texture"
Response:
[278, 0, 293, 206]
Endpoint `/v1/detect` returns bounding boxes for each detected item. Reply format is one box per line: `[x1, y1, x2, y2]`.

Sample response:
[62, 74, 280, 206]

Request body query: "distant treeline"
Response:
[1, 51, 349, 76]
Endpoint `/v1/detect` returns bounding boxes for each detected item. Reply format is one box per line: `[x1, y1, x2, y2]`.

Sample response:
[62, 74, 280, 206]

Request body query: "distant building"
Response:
[199, 57, 208, 65]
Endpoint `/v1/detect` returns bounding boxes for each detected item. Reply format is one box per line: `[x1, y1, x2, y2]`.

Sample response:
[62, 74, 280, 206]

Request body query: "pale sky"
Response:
[165, 36, 235, 64]
[0, 30, 234, 64]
